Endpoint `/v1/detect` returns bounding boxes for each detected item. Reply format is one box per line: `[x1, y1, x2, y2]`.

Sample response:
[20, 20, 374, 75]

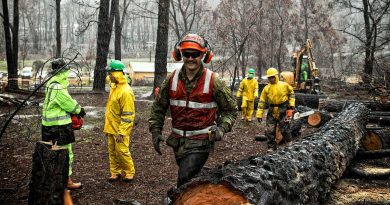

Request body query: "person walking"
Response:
[104, 60, 136, 182]
[149, 33, 237, 187]
[236, 68, 258, 122]
[256, 67, 295, 151]
[41, 58, 86, 190]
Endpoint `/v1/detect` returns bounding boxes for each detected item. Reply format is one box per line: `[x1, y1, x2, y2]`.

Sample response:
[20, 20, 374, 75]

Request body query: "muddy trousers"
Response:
[107, 134, 135, 177]
[265, 107, 292, 149]
[175, 152, 209, 187]
[241, 99, 255, 121]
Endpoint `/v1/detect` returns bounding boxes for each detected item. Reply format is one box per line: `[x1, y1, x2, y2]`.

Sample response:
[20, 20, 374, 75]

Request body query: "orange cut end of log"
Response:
[174, 183, 251, 205]
[308, 112, 321, 127]
[361, 131, 383, 151]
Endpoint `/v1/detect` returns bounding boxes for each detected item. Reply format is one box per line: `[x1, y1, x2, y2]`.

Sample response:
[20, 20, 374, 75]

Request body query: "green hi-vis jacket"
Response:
[42, 70, 81, 126]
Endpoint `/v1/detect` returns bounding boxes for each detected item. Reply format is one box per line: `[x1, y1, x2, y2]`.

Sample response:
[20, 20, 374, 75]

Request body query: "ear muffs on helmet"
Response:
[172, 34, 213, 64]
[172, 42, 182, 61]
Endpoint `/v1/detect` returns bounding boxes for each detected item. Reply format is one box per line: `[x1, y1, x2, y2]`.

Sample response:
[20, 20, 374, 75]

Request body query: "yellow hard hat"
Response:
[266, 67, 278, 77]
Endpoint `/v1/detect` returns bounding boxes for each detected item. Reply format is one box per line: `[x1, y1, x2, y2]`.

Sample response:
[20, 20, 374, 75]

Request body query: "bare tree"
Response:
[1, 0, 19, 89]
[55, 0, 61, 57]
[334, 0, 390, 83]
[93, 0, 117, 91]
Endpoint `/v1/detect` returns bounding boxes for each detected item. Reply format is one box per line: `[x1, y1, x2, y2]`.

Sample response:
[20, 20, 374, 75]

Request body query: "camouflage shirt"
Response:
[149, 65, 237, 134]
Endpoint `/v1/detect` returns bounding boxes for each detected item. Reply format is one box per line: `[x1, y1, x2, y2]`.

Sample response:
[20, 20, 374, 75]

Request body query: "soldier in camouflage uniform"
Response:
[149, 34, 237, 187]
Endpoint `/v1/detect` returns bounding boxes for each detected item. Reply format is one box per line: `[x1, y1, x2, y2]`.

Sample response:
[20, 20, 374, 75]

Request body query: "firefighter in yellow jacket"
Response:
[256, 67, 295, 151]
[236, 68, 258, 122]
[104, 60, 136, 182]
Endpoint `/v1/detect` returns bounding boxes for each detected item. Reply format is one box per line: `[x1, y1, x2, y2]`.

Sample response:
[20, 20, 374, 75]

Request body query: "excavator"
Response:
[280, 39, 321, 94]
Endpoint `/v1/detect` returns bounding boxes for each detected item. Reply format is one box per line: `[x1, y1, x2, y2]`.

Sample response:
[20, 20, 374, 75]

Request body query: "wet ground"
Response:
[0, 84, 389, 204]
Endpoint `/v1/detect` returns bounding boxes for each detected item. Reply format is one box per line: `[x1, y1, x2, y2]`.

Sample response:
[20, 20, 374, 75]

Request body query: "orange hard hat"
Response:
[178, 34, 207, 53]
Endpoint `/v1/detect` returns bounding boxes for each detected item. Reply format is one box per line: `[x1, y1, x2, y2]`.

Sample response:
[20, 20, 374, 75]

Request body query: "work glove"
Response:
[257, 118, 262, 123]
[208, 126, 224, 142]
[152, 132, 164, 155]
[78, 108, 86, 118]
[114, 134, 124, 143]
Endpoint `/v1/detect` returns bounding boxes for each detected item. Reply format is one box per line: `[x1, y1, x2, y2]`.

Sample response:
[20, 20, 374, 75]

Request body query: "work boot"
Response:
[123, 174, 134, 182]
[64, 189, 73, 205]
[108, 174, 120, 182]
[67, 178, 82, 190]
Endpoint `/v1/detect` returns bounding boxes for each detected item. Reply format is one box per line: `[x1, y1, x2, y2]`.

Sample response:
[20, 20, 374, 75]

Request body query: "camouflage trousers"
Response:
[265, 105, 292, 149]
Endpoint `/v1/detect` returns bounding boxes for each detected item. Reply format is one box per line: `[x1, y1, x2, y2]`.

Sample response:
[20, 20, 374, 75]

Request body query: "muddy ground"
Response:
[0, 83, 389, 205]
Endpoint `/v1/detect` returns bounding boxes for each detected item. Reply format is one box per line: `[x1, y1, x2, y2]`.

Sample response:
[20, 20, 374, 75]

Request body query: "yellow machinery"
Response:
[281, 39, 321, 94]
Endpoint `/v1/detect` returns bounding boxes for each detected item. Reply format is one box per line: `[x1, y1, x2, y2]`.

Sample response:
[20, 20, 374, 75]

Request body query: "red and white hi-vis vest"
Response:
[169, 67, 217, 140]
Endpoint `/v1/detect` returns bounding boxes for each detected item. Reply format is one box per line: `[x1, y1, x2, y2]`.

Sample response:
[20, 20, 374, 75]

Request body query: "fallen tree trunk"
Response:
[356, 149, 390, 159]
[361, 130, 390, 150]
[319, 99, 390, 112]
[28, 141, 69, 205]
[169, 103, 369, 205]
[307, 110, 333, 127]
[295, 93, 327, 109]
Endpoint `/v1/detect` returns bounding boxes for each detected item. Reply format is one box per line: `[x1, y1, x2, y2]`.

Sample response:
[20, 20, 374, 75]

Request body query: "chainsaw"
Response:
[293, 110, 315, 120]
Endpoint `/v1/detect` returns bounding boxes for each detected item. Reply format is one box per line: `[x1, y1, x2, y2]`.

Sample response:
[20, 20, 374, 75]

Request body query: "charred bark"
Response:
[169, 103, 369, 205]
[28, 142, 69, 205]
[356, 149, 390, 159]
[295, 93, 327, 109]
[319, 99, 390, 112]
[346, 167, 390, 180]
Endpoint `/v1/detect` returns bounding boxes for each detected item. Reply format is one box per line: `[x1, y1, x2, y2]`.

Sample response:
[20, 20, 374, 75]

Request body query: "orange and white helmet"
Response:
[178, 34, 207, 53]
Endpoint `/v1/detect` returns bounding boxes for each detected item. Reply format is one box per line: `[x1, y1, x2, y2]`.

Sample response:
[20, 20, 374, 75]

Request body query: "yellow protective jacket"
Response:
[236, 77, 259, 101]
[104, 71, 135, 136]
[256, 75, 295, 118]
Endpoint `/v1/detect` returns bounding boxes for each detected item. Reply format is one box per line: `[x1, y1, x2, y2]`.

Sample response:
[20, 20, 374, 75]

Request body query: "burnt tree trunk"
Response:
[153, 0, 170, 97]
[295, 93, 327, 109]
[28, 142, 69, 205]
[319, 99, 390, 112]
[169, 103, 369, 205]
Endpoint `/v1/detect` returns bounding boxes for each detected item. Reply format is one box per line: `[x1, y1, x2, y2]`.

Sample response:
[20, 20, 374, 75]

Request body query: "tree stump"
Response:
[28, 141, 69, 205]
[169, 103, 369, 205]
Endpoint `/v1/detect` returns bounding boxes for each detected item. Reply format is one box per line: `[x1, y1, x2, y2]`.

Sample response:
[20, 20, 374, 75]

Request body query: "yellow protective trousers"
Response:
[107, 134, 135, 176]
[241, 98, 255, 121]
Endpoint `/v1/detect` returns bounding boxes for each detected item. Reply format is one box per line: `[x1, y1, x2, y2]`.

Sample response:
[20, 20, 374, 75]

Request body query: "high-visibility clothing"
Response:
[169, 67, 217, 140]
[107, 134, 135, 176]
[42, 70, 81, 126]
[237, 77, 258, 121]
[104, 71, 135, 177]
[236, 78, 259, 101]
[256, 75, 295, 119]
[104, 71, 135, 136]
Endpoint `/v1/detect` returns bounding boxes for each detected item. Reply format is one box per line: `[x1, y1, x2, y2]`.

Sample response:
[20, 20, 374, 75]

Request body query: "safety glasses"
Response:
[182, 51, 202, 59]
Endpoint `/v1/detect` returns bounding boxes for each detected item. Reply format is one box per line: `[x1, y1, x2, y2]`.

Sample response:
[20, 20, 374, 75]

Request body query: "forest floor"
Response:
[0, 81, 389, 205]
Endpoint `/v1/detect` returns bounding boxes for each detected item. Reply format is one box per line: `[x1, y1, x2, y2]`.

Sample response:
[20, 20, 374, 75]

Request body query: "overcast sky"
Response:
[208, 0, 220, 9]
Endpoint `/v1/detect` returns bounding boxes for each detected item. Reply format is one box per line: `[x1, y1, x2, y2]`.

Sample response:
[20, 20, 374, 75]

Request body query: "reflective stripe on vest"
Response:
[170, 99, 217, 109]
[170, 68, 213, 94]
[42, 113, 71, 122]
[172, 126, 213, 137]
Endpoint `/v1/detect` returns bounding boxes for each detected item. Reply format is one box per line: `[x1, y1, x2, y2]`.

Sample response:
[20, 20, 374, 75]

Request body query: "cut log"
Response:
[368, 115, 390, 126]
[169, 103, 369, 205]
[307, 110, 333, 127]
[28, 141, 69, 205]
[295, 93, 327, 109]
[346, 167, 390, 180]
[356, 149, 390, 159]
[361, 130, 390, 150]
[319, 98, 390, 112]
